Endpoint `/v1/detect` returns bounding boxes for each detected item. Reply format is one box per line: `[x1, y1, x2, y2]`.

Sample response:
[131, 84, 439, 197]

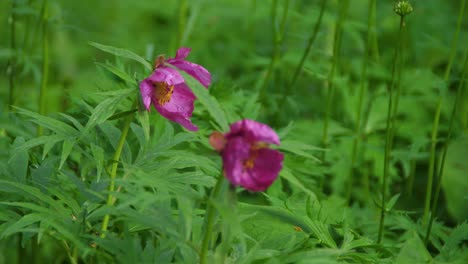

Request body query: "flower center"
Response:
[243, 142, 268, 170]
[152, 81, 174, 106]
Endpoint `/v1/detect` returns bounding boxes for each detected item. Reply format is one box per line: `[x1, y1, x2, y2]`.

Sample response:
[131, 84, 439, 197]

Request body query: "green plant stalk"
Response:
[370, 0, 380, 62]
[322, 0, 349, 156]
[422, 98, 441, 225]
[425, 52, 467, 245]
[423, 0, 465, 226]
[290, 0, 326, 88]
[175, 0, 188, 50]
[8, 1, 17, 112]
[259, 0, 289, 100]
[377, 15, 405, 244]
[346, 0, 375, 204]
[100, 111, 134, 237]
[444, 0, 465, 81]
[37, 0, 49, 136]
[200, 174, 225, 264]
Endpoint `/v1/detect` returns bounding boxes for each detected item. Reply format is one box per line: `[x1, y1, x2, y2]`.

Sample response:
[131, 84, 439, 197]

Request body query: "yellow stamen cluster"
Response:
[152, 81, 174, 106]
[243, 142, 269, 170]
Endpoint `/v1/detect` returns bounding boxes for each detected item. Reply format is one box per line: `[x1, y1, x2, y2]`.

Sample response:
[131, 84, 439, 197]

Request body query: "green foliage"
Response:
[0, 0, 467, 263]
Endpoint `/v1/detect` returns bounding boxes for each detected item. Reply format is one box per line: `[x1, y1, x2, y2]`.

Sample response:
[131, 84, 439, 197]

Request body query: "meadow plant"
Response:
[0, 1, 467, 263]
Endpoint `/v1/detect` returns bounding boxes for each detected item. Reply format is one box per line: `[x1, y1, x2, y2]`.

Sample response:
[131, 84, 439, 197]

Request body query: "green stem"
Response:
[444, 0, 466, 81]
[100, 109, 135, 237]
[425, 52, 467, 245]
[8, 1, 17, 112]
[346, 0, 375, 204]
[377, 15, 405, 244]
[322, 0, 349, 158]
[290, 0, 326, 87]
[423, 98, 441, 224]
[370, 0, 380, 62]
[37, 0, 49, 136]
[423, 0, 465, 226]
[175, 0, 188, 50]
[200, 174, 225, 264]
[259, 0, 289, 100]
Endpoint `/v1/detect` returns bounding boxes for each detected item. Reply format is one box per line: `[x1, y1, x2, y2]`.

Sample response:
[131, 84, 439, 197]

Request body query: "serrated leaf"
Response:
[89, 42, 152, 71]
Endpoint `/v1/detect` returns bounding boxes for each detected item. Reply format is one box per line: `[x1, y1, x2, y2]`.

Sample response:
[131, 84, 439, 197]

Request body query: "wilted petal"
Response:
[249, 148, 284, 191]
[167, 49, 211, 88]
[226, 119, 280, 145]
[154, 82, 198, 131]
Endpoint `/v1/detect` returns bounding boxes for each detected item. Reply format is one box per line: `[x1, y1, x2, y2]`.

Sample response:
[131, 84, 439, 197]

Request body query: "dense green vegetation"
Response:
[0, 0, 467, 263]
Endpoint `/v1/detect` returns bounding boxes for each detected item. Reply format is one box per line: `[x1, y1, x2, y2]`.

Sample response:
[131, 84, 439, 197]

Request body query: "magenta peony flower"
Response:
[139, 48, 211, 131]
[210, 120, 284, 192]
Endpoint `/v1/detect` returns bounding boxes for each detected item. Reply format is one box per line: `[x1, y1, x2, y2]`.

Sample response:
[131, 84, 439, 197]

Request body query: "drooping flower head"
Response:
[210, 120, 284, 192]
[139, 48, 211, 131]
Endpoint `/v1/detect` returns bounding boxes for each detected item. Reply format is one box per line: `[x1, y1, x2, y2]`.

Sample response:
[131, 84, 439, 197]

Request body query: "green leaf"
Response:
[59, 139, 75, 169]
[395, 232, 432, 264]
[0, 213, 44, 238]
[385, 193, 401, 212]
[89, 42, 152, 71]
[442, 137, 468, 222]
[8, 137, 28, 182]
[179, 71, 229, 131]
[280, 140, 323, 162]
[15, 107, 79, 137]
[96, 62, 138, 85]
[82, 89, 133, 134]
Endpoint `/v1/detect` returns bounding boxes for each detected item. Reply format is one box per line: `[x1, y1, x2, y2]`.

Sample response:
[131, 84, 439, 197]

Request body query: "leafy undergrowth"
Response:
[0, 0, 467, 263]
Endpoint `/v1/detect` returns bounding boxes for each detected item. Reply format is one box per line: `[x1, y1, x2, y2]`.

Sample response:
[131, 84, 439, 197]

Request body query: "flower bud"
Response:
[394, 1, 413, 17]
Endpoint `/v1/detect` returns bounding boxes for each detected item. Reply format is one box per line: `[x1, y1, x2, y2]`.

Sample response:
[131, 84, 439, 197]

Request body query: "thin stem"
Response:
[175, 0, 188, 50]
[259, 0, 289, 100]
[444, 0, 466, 81]
[346, 0, 375, 204]
[200, 174, 225, 264]
[290, 0, 326, 87]
[37, 0, 49, 136]
[377, 15, 405, 244]
[370, 0, 380, 62]
[423, 0, 465, 226]
[322, 0, 349, 157]
[425, 52, 467, 245]
[8, 1, 17, 112]
[423, 98, 441, 224]
[100, 109, 135, 237]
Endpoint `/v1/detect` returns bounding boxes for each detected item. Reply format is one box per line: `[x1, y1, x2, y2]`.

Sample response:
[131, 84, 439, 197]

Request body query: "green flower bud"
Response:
[394, 0, 413, 17]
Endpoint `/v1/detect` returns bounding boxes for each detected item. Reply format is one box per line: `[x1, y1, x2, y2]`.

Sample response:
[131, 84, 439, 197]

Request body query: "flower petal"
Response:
[249, 148, 284, 191]
[222, 137, 259, 189]
[148, 67, 185, 86]
[139, 79, 154, 110]
[166, 49, 211, 88]
[226, 119, 280, 145]
[154, 82, 198, 131]
[173, 47, 191, 60]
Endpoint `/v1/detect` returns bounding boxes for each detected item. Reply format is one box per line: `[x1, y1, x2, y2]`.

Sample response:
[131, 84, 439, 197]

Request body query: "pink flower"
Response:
[210, 120, 284, 192]
[139, 48, 211, 131]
